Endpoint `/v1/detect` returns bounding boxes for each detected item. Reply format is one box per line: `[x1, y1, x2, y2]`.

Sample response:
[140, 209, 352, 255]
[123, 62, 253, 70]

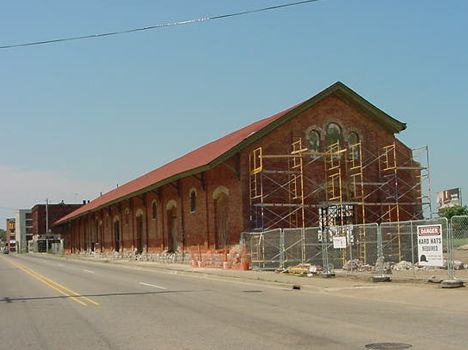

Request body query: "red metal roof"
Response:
[55, 104, 297, 225]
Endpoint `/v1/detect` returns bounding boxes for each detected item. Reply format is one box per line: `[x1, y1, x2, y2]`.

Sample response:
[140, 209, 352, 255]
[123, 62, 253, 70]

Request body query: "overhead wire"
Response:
[0, 0, 321, 50]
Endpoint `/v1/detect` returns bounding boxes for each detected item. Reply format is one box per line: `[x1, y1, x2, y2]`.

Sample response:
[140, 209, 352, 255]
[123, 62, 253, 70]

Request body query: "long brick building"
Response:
[55, 82, 422, 262]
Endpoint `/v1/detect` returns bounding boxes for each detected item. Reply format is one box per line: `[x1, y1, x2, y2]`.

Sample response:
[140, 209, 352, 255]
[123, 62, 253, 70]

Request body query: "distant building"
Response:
[31, 203, 84, 237]
[15, 209, 32, 253]
[6, 218, 16, 252]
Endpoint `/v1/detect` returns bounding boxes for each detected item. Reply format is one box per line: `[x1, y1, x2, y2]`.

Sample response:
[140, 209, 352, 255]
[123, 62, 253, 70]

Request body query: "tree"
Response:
[439, 205, 468, 220]
[0, 228, 6, 242]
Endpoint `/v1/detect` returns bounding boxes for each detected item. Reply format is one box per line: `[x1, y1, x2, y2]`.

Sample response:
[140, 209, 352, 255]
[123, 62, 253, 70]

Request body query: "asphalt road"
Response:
[0, 254, 466, 350]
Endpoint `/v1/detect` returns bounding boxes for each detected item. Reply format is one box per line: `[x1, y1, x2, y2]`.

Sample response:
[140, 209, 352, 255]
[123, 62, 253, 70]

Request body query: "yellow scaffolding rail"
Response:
[346, 141, 367, 262]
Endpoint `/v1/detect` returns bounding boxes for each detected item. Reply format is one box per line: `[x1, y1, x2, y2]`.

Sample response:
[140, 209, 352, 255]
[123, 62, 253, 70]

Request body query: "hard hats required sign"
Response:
[417, 224, 443, 267]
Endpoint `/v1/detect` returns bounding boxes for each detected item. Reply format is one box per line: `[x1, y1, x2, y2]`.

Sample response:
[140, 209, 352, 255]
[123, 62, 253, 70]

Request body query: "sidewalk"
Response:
[30, 252, 467, 290]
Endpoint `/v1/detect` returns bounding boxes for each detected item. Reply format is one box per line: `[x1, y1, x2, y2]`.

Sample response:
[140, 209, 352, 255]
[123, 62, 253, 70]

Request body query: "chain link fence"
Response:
[242, 229, 282, 270]
[380, 218, 449, 281]
[450, 216, 468, 280]
[242, 217, 468, 282]
[282, 228, 304, 268]
[380, 218, 449, 264]
[243, 223, 378, 271]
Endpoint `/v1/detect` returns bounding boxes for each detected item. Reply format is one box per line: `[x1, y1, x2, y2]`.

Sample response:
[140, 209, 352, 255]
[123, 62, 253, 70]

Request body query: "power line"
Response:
[0, 0, 321, 50]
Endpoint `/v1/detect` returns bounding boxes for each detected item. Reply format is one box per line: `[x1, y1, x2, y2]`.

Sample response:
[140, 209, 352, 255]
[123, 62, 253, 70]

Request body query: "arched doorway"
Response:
[214, 189, 230, 249]
[113, 219, 121, 252]
[166, 201, 178, 253]
[135, 212, 144, 254]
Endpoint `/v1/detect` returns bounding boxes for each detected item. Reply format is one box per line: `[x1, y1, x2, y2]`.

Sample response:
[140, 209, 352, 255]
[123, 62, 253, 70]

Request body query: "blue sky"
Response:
[1, 0, 467, 228]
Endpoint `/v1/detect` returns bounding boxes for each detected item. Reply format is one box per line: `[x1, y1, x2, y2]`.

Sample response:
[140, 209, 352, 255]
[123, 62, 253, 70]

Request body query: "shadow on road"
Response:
[0, 289, 213, 304]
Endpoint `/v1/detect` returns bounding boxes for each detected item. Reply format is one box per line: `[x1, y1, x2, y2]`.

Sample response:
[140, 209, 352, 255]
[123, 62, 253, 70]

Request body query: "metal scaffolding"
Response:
[249, 139, 307, 232]
[249, 137, 432, 264]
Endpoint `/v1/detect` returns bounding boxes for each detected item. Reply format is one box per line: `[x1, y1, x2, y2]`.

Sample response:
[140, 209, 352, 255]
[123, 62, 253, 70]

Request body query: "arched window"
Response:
[306, 129, 320, 152]
[326, 122, 342, 146]
[213, 186, 229, 200]
[348, 132, 360, 161]
[152, 201, 157, 220]
[189, 189, 197, 213]
[348, 132, 359, 145]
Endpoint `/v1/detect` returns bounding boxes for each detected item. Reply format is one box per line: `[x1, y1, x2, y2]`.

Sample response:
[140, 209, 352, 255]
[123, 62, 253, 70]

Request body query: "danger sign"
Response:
[417, 224, 443, 267]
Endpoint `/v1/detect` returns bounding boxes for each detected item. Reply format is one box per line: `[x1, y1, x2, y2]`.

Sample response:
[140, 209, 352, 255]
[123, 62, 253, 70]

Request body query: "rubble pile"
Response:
[444, 260, 465, 270]
[342, 259, 373, 271]
[392, 260, 413, 271]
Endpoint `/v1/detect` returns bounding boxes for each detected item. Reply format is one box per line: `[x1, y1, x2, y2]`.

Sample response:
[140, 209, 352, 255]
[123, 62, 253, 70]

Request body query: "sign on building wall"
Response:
[7, 219, 15, 232]
[437, 188, 462, 210]
[417, 224, 443, 267]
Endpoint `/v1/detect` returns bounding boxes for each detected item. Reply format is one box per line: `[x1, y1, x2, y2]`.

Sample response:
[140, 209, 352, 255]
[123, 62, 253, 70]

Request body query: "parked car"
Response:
[2, 248, 9, 254]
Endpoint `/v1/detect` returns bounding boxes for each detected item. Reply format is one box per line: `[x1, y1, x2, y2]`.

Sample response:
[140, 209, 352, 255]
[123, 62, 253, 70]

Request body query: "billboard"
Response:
[437, 188, 462, 210]
[6, 218, 15, 233]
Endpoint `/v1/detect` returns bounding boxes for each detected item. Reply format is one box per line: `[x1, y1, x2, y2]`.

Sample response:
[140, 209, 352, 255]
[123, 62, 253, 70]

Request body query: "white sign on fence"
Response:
[417, 224, 443, 267]
[333, 236, 347, 249]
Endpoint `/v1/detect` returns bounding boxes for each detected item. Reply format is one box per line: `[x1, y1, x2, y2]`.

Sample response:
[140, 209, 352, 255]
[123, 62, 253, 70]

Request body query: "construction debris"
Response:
[453, 261, 465, 270]
[393, 260, 413, 271]
[343, 259, 373, 272]
[287, 264, 311, 276]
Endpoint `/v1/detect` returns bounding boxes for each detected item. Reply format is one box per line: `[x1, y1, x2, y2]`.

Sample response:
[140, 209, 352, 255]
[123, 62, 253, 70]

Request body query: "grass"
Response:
[452, 237, 468, 249]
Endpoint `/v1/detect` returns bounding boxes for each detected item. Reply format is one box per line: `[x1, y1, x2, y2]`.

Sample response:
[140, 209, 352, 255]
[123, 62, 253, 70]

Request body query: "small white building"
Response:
[15, 209, 32, 253]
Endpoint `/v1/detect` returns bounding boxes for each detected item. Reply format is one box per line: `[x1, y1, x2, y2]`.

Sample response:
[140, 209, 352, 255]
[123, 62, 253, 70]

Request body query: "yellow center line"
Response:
[0, 256, 99, 306]
[28, 267, 100, 306]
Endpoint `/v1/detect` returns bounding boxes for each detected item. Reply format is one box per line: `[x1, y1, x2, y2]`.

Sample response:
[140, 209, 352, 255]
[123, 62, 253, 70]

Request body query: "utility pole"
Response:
[45, 198, 49, 235]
